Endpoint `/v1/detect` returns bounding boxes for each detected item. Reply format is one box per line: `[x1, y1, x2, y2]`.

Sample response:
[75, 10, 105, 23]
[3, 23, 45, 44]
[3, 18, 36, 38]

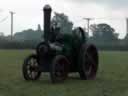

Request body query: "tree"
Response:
[14, 28, 42, 42]
[0, 32, 5, 40]
[51, 12, 73, 34]
[37, 24, 42, 32]
[0, 32, 4, 37]
[124, 33, 128, 44]
[90, 23, 119, 42]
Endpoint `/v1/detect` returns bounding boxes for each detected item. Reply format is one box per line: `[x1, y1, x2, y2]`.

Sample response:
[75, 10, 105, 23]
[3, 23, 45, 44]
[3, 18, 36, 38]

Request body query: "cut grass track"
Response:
[0, 50, 128, 96]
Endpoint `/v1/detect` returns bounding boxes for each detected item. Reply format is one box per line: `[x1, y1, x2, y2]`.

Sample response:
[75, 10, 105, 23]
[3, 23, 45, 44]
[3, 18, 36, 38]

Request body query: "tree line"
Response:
[0, 12, 128, 50]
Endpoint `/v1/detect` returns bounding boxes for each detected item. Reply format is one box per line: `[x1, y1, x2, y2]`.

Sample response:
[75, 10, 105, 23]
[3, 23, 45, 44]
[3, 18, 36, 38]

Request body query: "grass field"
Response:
[0, 50, 128, 96]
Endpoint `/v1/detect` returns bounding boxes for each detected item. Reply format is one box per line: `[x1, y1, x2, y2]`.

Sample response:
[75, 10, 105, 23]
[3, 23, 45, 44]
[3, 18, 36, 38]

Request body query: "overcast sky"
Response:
[0, 0, 128, 38]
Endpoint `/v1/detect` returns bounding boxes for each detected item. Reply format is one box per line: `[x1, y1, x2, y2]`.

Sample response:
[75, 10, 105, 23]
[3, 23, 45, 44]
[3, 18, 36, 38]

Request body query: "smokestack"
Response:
[43, 4, 52, 42]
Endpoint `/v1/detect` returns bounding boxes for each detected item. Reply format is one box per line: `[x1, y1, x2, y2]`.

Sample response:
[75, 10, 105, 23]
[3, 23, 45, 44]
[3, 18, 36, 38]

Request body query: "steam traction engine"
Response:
[22, 5, 99, 83]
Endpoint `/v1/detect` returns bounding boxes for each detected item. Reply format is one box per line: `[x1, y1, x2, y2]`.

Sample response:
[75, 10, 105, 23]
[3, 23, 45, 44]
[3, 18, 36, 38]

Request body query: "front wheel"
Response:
[22, 54, 41, 80]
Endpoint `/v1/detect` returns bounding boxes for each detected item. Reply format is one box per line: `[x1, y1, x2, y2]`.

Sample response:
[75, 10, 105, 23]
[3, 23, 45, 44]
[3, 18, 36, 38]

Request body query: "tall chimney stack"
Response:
[43, 4, 52, 42]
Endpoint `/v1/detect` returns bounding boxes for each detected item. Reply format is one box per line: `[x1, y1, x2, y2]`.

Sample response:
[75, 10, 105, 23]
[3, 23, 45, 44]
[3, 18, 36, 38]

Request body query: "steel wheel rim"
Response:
[84, 46, 98, 79]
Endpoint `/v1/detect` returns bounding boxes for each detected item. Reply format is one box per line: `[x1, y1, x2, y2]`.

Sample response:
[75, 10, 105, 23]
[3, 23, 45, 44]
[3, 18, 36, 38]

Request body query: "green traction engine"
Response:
[22, 4, 99, 83]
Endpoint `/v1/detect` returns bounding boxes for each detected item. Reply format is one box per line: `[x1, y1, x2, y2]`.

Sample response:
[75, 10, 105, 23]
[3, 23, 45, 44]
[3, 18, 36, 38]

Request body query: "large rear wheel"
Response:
[79, 44, 99, 80]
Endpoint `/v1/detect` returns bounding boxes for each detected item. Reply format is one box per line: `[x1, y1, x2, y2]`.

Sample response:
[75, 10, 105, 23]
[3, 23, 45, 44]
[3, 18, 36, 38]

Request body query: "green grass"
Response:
[0, 50, 128, 96]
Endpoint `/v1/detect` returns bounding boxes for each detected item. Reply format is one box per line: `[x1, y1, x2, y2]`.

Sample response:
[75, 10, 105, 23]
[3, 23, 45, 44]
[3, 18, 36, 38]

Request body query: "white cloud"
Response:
[67, 0, 128, 9]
